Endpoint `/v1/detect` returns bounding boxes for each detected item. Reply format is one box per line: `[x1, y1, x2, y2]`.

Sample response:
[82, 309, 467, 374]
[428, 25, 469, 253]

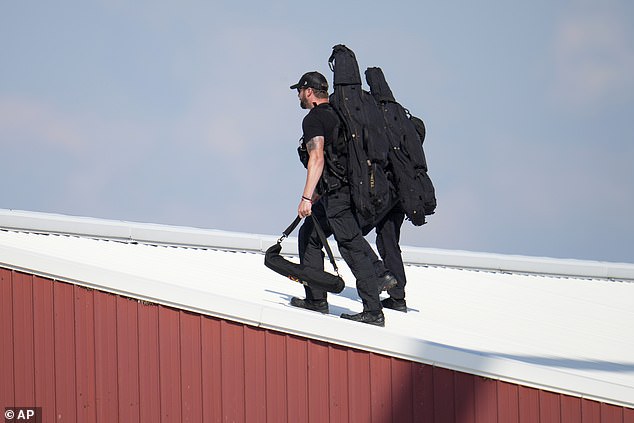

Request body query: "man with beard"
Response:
[289, 71, 394, 326]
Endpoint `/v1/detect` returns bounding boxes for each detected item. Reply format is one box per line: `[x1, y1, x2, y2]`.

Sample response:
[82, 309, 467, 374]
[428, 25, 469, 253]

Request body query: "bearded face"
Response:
[298, 88, 312, 109]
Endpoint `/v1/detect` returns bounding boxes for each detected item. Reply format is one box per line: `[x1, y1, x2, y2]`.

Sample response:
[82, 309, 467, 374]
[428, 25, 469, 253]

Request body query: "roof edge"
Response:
[1, 208, 633, 281]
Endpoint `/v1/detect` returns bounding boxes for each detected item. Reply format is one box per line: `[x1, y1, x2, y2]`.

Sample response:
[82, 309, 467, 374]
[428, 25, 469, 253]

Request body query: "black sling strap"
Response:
[278, 215, 340, 276]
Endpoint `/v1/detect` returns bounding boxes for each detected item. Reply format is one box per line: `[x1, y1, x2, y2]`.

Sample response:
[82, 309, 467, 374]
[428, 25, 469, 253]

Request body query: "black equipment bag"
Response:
[365, 67, 437, 225]
[327, 44, 394, 231]
[264, 216, 345, 294]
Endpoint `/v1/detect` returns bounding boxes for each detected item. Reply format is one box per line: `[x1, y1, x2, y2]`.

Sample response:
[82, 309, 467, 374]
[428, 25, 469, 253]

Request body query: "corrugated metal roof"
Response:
[1, 209, 633, 409]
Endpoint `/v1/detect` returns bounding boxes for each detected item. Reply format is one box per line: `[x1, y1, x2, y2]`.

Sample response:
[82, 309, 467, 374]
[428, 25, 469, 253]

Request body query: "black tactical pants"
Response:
[375, 206, 407, 300]
[298, 185, 382, 312]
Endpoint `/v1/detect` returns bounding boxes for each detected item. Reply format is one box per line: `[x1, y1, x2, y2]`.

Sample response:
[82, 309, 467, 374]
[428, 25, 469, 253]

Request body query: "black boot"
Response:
[378, 273, 398, 293]
[340, 310, 385, 327]
[290, 297, 329, 314]
[381, 297, 407, 312]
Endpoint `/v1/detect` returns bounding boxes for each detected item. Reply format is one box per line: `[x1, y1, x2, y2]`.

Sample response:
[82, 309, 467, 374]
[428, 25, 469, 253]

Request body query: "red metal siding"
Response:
[370, 351, 391, 422]
[180, 310, 203, 423]
[1, 267, 632, 423]
[243, 324, 266, 423]
[0, 269, 14, 408]
[265, 329, 288, 422]
[12, 272, 35, 409]
[329, 344, 349, 421]
[159, 304, 183, 422]
[200, 315, 222, 422]
[454, 371, 475, 422]
[220, 319, 245, 422]
[118, 295, 140, 422]
[412, 358, 434, 420]
[434, 365, 456, 421]
[497, 381, 520, 423]
[75, 284, 96, 422]
[539, 390, 562, 423]
[32, 276, 55, 421]
[560, 395, 582, 423]
[93, 289, 117, 422]
[348, 350, 370, 422]
[138, 300, 160, 423]
[307, 338, 329, 422]
[391, 357, 414, 422]
[54, 280, 77, 422]
[475, 376, 498, 422]
[286, 334, 309, 422]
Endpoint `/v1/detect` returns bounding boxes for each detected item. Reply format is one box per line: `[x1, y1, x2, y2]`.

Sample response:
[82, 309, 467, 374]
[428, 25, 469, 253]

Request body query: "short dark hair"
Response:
[312, 89, 328, 99]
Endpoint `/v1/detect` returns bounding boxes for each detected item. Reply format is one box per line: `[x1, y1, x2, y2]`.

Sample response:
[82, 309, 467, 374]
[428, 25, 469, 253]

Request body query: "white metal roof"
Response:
[1, 208, 633, 408]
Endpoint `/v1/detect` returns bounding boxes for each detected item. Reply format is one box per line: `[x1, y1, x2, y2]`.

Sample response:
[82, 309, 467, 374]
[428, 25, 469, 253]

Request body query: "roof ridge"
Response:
[2, 208, 633, 281]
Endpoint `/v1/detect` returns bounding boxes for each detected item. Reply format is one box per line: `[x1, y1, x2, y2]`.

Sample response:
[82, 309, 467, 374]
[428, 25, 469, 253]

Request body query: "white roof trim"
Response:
[2, 209, 633, 281]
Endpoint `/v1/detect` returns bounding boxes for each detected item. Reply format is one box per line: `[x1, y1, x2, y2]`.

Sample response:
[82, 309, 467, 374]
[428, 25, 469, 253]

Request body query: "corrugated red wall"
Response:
[1, 267, 633, 423]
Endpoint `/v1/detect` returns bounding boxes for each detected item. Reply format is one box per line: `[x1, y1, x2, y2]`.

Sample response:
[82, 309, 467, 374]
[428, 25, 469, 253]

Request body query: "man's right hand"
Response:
[298, 198, 312, 218]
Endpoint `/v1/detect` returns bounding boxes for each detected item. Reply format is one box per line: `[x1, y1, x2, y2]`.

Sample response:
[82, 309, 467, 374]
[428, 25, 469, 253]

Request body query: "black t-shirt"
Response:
[302, 103, 339, 146]
[301, 103, 347, 193]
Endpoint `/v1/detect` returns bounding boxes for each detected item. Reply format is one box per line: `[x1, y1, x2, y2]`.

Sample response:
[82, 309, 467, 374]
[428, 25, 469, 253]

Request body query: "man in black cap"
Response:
[289, 71, 393, 326]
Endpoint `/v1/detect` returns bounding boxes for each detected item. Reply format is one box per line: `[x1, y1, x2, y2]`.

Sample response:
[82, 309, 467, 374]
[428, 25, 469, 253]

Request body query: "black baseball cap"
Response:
[290, 71, 329, 92]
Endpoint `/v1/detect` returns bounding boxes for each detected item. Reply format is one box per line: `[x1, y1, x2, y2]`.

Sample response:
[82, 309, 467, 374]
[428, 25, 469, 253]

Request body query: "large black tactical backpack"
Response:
[365, 67, 437, 225]
[327, 44, 395, 231]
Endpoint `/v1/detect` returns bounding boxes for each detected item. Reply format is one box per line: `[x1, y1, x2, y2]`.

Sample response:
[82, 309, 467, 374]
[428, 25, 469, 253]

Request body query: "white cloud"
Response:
[0, 97, 86, 152]
[551, 4, 634, 111]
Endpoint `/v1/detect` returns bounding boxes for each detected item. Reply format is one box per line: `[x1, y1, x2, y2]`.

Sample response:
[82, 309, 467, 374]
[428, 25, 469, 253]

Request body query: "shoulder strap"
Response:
[280, 215, 302, 240]
[277, 215, 340, 275]
[311, 215, 339, 275]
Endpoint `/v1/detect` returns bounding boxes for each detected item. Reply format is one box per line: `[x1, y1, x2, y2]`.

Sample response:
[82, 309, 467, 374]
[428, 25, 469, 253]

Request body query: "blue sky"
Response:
[1, 1, 633, 263]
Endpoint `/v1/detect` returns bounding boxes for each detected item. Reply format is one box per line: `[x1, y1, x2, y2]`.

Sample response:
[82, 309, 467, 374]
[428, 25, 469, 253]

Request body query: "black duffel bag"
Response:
[264, 215, 345, 294]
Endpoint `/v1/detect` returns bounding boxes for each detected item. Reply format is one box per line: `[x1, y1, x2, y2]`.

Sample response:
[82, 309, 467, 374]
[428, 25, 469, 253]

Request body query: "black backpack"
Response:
[327, 44, 395, 231]
[365, 67, 437, 225]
